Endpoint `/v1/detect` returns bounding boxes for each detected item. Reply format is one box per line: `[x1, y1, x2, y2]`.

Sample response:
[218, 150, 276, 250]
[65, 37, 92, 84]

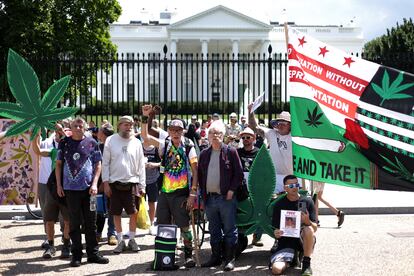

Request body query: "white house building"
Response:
[98, 5, 364, 109]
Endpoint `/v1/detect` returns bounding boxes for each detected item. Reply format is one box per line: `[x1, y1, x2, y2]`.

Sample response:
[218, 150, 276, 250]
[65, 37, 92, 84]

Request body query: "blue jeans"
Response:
[107, 214, 115, 237]
[205, 194, 238, 246]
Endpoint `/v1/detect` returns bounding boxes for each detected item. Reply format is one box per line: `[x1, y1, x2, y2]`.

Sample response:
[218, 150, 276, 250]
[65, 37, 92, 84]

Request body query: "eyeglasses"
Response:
[276, 121, 290, 126]
[284, 183, 301, 189]
[241, 136, 251, 140]
[209, 131, 222, 136]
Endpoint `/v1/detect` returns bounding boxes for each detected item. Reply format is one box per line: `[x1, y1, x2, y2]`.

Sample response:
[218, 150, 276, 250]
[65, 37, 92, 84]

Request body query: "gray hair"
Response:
[208, 120, 226, 135]
[70, 116, 88, 129]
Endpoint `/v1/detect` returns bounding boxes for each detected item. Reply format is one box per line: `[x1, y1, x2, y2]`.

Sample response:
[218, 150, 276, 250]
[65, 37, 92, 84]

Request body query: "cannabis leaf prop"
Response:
[371, 70, 414, 106]
[237, 145, 276, 237]
[305, 106, 323, 128]
[380, 154, 414, 182]
[0, 49, 78, 140]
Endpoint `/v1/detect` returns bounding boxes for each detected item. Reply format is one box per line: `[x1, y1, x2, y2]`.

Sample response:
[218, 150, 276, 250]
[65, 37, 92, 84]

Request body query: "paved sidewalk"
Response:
[1, 215, 414, 275]
[1, 184, 413, 220]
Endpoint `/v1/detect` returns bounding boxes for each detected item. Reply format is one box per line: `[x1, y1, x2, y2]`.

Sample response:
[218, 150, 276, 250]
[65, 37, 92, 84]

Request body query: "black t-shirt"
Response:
[271, 195, 316, 250]
[237, 147, 259, 172]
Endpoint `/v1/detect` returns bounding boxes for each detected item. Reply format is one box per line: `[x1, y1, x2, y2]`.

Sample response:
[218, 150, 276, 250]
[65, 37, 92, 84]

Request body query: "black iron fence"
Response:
[1, 47, 413, 127]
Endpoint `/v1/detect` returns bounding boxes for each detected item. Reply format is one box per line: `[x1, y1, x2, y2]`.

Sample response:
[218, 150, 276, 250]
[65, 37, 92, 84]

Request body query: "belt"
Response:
[207, 192, 221, 196]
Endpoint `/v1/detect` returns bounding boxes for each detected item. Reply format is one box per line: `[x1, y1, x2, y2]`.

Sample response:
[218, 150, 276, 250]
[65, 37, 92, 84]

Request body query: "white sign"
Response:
[250, 92, 265, 113]
[280, 210, 301, 238]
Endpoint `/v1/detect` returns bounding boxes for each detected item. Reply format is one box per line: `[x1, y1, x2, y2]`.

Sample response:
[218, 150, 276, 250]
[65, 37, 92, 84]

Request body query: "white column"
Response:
[232, 39, 239, 105]
[170, 39, 177, 101]
[201, 39, 209, 101]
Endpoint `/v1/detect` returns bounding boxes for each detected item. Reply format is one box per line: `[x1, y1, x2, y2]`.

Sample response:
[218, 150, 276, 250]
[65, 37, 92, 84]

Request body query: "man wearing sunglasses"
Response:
[236, 127, 263, 247]
[271, 175, 317, 276]
[248, 104, 293, 194]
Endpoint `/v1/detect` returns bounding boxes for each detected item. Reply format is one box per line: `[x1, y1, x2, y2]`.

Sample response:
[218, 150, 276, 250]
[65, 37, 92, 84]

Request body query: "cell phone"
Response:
[298, 202, 307, 213]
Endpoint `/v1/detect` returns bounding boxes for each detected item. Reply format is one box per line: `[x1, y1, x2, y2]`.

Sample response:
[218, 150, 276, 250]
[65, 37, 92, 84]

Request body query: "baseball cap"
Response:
[212, 113, 220, 118]
[191, 115, 197, 120]
[229, 112, 237, 118]
[118, 115, 134, 125]
[169, 119, 184, 129]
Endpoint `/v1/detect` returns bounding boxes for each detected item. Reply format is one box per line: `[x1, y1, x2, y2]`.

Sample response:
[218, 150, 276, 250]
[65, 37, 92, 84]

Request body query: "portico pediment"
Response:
[168, 5, 272, 31]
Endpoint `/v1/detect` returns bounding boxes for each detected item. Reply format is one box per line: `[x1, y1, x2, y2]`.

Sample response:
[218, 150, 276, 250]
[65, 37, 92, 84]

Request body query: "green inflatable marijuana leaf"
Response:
[0, 49, 78, 140]
[371, 70, 414, 106]
[236, 145, 277, 237]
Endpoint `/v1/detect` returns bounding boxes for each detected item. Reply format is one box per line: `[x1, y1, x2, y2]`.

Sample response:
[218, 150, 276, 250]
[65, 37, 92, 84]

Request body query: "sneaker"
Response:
[149, 225, 157, 236]
[41, 240, 49, 249]
[70, 258, 81, 267]
[108, 235, 118, 246]
[251, 234, 264, 247]
[96, 234, 102, 243]
[61, 243, 71, 259]
[128, 239, 140, 252]
[87, 254, 109, 264]
[184, 257, 196, 268]
[301, 266, 313, 276]
[43, 245, 56, 259]
[113, 240, 126, 254]
[337, 210, 345, 227]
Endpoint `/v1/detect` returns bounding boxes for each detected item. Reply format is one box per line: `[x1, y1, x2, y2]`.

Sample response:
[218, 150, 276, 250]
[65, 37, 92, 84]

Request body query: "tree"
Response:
[0, 0, 122, 101]
[364, 18, 414, 72]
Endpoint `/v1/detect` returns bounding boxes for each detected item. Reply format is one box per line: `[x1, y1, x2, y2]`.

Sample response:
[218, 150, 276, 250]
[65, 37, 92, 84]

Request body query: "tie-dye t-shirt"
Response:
[160, 139, 197, 193]
[57, 137, 102, 191]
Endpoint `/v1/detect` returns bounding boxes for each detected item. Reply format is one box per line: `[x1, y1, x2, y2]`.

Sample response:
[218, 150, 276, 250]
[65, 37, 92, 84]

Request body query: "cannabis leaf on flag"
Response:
[287, 27, 414, 192]
[0, 49, 78, 140]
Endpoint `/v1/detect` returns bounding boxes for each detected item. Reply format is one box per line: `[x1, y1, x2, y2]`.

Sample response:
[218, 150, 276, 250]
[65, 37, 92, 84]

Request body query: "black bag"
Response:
[236, 178, 249, 202]
[46, 167, 67, 206]
[152, 236, 179, 270]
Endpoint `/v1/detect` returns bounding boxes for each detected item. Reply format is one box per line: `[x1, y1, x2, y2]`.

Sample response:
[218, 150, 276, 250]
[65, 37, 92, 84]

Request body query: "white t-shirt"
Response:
[260, 126, 293, 193]
[38, 137, 57, 184]
[102, 133, 146, 186]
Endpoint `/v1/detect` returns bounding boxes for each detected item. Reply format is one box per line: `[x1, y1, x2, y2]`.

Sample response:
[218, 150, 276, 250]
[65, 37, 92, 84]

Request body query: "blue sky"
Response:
[117, 0, 413, 42]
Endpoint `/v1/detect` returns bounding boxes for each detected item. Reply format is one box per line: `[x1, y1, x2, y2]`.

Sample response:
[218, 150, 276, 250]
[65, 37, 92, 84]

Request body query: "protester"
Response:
[142, 137, 161, 235]
[271, 175, 317, 276]
[248, 105, 293, 194]
[141, 104, 198, 268]
[236, 127, 263, 247]
[198, 120, 243, 271]
[95, 123, 117, 245]
[102, 116, 146, 254]
[312, 181, 345, 227]
[239, 115, 248, 130]
[225, 112, 242, 148]
[32, 128, 71, 259]
[56, 117, 109, 267]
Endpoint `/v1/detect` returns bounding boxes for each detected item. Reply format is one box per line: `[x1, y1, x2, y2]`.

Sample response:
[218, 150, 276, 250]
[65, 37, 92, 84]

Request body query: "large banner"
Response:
[288, 27, 414, 191]
[0, 119, 39, 204]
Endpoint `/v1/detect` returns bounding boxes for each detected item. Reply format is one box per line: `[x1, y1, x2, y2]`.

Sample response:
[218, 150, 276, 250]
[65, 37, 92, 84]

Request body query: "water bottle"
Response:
[90, 195, 97, 211]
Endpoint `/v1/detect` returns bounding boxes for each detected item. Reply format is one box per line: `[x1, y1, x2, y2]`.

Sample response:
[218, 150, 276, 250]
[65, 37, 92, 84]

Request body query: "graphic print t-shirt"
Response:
[58, 137, 102, 191]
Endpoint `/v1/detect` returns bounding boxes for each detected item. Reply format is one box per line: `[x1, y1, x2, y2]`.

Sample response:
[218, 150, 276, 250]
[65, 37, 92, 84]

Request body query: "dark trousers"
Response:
[66, 189, 98, 259]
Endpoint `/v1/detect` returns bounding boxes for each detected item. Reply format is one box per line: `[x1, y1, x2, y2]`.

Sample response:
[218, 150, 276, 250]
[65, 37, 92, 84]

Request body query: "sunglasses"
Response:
[241, 136, 252, 140]
[284, 183, 301, 189]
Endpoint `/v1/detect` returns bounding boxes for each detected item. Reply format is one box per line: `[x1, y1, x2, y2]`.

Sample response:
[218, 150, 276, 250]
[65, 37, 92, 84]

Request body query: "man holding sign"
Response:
[271, 175, 317, 276]
[248, 102, 293, 194]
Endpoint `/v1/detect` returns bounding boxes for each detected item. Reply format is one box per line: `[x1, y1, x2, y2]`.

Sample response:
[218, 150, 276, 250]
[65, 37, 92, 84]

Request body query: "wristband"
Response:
[141, 115, 148, 123]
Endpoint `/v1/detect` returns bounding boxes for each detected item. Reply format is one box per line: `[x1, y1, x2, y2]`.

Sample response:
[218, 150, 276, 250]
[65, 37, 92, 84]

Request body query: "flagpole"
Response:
[282, 9, 289, 52]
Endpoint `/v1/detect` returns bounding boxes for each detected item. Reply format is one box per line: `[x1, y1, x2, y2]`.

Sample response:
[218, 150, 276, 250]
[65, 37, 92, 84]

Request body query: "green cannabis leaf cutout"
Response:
[305, 106, 323, 127]
[380, 154, 414, 182]
[0, 49, 78, 140]
[371, 70, 414, 106]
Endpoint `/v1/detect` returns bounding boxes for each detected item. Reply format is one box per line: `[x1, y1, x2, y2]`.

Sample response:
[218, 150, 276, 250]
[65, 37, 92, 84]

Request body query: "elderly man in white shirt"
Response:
[102, 116, 146, 254]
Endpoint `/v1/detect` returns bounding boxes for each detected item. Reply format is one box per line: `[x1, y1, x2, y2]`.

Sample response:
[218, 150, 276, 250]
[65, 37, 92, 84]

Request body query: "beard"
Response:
[119, 130, 132, 139]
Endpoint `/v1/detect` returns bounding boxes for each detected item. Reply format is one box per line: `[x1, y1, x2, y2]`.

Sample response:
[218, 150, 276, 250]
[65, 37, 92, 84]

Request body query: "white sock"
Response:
[116, 232, 123, 242]
[129, 231, 136, 239]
